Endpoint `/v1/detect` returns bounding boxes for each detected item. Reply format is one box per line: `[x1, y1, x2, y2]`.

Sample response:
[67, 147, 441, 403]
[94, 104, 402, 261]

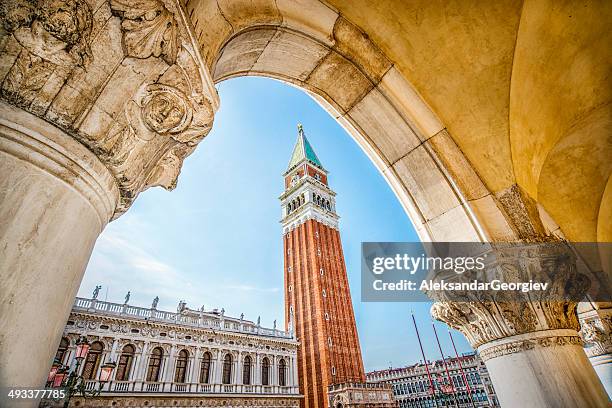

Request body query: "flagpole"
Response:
[449, 330, 477, 408]
[432, 322, 460, 408]
[411, 312, 439, 408]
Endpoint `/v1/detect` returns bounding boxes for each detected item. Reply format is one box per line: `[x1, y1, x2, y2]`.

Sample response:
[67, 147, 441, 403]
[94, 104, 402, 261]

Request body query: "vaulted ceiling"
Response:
[325, 0, 611, 242]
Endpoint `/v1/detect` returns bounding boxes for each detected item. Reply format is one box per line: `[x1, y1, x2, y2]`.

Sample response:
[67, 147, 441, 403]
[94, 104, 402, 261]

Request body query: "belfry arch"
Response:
[0, 0, 610, 407]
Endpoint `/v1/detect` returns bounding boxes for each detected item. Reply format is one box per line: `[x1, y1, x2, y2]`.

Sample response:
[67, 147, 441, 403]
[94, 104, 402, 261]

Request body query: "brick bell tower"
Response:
[280, 124, 366, 408]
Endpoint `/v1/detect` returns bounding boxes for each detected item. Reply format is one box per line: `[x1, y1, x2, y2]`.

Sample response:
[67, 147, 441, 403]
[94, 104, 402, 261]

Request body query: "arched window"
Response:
[81, 341, 103, 380]
[261, 357, 270, 386]
[200, 352, 212, 384]
[222, 354, 232, 384]
[174, 349, 189, 383]
[278, 359, 287, 386]
[146, 347, 164, 382]
[242, 355, 252, 385]
[115, 344, 135, 381]
[55, 337, 69, 364]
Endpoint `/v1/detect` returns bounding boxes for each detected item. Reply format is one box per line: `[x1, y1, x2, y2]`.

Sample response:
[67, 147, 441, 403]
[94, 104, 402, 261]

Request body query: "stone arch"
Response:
[195, 18, 504, 242]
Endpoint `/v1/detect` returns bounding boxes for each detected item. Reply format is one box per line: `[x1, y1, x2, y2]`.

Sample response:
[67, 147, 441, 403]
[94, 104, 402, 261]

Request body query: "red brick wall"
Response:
[306, 166, 327, 185]
[284, 219, 365, 408]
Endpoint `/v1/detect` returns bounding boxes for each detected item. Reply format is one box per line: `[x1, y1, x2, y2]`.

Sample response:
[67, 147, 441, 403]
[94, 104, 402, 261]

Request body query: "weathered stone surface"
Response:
[426, 128, 489, 201]
[425, 204, 480, 242]
[346, 88, 420, 165]
[0, 0, 219, 216]
[0, 101, 119, 407]
[305, 51, 372, 113]
[495, 184, 547, 240]
[469, 194, 515, 241]
[377, 67, 443, 140]
[276, 0, 338, 46]
[331, 17, 391, 84]
[185, 0, 232, 69]
[391, 145, 461, 221]
[252, 30, 328, 82]
[213, 28, 276, 81]
[217, 0, 281, 33]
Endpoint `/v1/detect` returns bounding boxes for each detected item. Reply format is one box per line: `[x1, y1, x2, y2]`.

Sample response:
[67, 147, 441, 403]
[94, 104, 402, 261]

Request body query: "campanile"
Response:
[280, 125, 366, 408]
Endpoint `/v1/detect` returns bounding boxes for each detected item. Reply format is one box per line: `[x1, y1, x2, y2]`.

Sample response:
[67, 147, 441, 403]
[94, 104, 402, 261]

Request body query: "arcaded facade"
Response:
[44, 295, 301, 407]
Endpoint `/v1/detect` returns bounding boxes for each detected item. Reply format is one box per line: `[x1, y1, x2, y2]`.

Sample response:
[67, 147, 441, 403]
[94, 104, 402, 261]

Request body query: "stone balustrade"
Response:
[74, 297, 293, 339]
[80, 379, 299, 395]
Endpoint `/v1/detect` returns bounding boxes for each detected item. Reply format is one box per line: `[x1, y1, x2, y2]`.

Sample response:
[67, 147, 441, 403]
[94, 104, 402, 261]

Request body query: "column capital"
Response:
[0, 0, 219, 218]
[431, 242, 588, 349]
[579, 305, 612, 358]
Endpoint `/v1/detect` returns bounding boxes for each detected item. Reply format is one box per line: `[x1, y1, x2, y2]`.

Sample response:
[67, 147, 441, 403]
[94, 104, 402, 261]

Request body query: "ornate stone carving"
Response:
[0, 0, 93, 65]
[0, 0, 219, 217]
[431, 242, 587, 350]
[579, 308, 612, 358]
[478, 334, 583, 362]
[0, 0, 92, 109]
[110, 0, 178, 65]
[495, 184, 547, 240]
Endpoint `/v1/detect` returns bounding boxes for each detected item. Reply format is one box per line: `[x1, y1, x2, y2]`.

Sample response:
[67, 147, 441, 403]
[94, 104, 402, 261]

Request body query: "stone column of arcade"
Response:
[0, 102, 119, 400]
[432, 243, 610, 408]
[579, 303, 612, 397]
[0, 0, 218, 406]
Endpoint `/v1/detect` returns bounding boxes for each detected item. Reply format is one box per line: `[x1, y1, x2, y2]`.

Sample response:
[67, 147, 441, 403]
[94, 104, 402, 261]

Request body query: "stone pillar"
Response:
[109, 338, 120, 361]
[255, 354, 262, 385]
[164, 345, 177, 383]
[135, 341, 150, 382]
[0, 0, 217, 405]
[214, 351, 223, 384]
[190, 348, 202, 384]
[432, 243, 610, 407]
[236, 352, 243, 385]
[579, 304, 612, 397]
[0, 102, 118, 403]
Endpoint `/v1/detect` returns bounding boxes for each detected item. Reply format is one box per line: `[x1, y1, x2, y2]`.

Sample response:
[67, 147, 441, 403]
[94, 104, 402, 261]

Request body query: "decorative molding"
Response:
[431, 242, 586, 348]
[478, 334, 583, 362]
[579, 308, 612, 358]
[67, 395, 301, 407]
[110, 0, 178, 65]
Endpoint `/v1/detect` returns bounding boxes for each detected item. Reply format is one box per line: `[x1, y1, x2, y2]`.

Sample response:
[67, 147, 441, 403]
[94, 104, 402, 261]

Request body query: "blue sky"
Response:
[78, 76, 472, 371]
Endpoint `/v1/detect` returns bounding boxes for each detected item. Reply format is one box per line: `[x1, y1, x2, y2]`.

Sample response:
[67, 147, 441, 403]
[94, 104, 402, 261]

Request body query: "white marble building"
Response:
[47, 295, 301, 407]
[366, 352, 499, 408]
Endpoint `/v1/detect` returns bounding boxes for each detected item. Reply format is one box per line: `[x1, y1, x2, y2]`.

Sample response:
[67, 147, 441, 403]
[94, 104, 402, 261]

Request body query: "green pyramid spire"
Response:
[287, 124, 324, 171]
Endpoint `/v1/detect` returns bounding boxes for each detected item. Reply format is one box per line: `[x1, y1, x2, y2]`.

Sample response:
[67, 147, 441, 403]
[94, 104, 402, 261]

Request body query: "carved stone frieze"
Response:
[67, 395, 301, 407]
[110, 0, 178, 65]
[0, 0, 219, 217]
[431, 242, 587, 350]
[579, 307, 612, 358]
[478, 334, 583, 362]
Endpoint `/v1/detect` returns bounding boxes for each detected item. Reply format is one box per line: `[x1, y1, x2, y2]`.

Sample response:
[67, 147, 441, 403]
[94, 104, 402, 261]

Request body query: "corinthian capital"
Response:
[0, 0, 219, 217]
[579, 305, 612, 358]
[431, 242, 589, 352]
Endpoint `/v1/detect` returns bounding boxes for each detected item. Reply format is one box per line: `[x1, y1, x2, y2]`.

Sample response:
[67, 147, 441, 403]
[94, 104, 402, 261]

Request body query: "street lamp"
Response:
[99, 361, 117, 383]
[47, 359, 62, 385]
[74, 336, 90, 360]
[47, 336, 116, 408]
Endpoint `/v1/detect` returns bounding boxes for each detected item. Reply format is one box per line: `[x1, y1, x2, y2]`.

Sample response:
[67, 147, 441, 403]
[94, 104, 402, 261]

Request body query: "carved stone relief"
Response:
[431, 242, 588, 350]
[0, 0, 219, 217]
[580, 308, 612, 358]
